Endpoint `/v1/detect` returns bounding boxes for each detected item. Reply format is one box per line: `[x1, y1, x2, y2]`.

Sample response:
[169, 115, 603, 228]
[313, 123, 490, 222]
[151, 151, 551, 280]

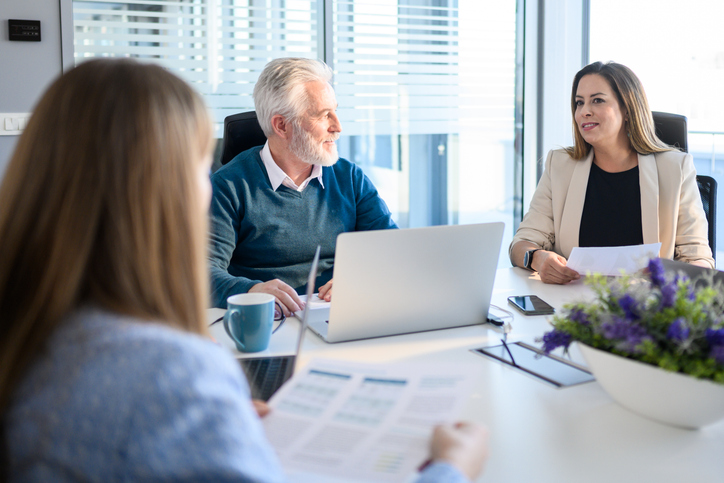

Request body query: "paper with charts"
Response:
[566, 242, 662, 276]
[262, 359, 477, 483]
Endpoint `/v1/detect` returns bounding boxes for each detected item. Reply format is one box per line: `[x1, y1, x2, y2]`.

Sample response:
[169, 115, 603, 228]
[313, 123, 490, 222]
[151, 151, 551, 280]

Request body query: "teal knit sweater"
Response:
[208, 147, 397, 308]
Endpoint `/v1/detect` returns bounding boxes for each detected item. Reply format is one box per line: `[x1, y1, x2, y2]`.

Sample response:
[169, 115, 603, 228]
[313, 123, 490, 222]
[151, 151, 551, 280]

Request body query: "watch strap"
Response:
[524, 248, 541, 270]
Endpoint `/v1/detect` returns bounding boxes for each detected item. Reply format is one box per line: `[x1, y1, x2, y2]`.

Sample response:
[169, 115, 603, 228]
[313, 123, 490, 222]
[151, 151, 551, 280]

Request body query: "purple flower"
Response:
[601, 317, 631, 339]
[618, 294, 640, 320]
[601, 317, 650, 353]
[666, 317, 690, 342]
[673, 273, 690, 285]
[541, 330, 572, 353]
[569, 308, 590, 326]
[648, 258, 666, 287]
[706, 328, 724, 346]
[670, 273, 695, 300]
[660, 282, 677, 308]
[710, 346, 724, 365]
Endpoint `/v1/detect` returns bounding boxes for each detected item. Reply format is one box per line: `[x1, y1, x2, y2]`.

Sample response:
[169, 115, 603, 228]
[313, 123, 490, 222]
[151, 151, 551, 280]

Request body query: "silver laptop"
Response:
[660, 258, 724, 288]
[307, 222, 504, 343]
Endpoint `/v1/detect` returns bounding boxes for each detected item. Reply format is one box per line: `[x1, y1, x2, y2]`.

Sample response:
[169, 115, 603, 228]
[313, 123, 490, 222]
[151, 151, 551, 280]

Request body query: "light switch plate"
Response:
[9, 20, 41, 41]
[0, 113, 32, 136]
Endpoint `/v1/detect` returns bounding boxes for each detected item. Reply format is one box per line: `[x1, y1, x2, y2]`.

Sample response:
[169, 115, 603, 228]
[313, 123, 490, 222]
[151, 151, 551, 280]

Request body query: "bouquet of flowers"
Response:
[540, 258, 724, 385]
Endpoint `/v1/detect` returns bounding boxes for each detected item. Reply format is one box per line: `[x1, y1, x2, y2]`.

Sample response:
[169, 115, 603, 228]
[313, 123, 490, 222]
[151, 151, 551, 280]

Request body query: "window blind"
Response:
[333, 0, 515, 138]
[72, 0, 319, 136]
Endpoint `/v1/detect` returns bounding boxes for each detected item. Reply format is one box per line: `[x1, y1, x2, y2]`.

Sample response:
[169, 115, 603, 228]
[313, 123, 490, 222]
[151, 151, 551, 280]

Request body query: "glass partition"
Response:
[590, 0, 724, 264]
[73, 0, 518, 266]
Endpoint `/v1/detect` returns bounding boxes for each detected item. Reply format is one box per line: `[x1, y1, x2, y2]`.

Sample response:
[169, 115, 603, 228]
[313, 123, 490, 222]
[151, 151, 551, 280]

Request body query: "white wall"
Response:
[540, 0, 586, 158]
[0, 0, 68, 177]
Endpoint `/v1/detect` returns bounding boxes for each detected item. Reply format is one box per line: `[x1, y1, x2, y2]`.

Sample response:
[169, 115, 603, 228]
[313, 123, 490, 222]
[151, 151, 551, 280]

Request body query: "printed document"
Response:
[263, 358, 478, 482]
[566, 243, 661, 276]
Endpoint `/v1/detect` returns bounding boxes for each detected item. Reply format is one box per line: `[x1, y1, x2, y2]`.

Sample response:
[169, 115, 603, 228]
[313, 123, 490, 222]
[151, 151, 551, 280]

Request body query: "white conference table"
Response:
[208, 267, 724, 483]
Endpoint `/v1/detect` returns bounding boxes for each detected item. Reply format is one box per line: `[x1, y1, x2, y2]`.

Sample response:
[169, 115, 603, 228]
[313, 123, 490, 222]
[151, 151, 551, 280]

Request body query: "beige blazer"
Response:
[510, 148, 714, 268]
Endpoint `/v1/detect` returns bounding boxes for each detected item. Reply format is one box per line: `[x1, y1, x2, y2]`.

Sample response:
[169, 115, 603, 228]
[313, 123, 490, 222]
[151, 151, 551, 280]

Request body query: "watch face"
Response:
[525, 250, 535, 269]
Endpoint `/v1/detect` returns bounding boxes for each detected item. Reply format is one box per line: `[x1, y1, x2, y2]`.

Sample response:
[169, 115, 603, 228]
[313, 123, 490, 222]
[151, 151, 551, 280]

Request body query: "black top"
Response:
[579, 163, 644, 248]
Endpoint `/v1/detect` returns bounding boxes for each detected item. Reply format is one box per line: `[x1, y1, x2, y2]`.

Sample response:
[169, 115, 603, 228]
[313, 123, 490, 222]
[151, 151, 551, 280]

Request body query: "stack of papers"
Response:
[263, 359, 478, 482]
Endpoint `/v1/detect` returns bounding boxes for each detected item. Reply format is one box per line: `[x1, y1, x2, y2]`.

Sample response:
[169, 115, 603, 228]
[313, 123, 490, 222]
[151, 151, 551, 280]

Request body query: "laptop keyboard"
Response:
[239, 356, 294, 402]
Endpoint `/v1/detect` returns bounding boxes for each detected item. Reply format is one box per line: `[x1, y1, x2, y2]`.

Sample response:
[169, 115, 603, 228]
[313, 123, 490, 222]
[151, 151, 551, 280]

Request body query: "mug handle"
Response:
[223, 308, 245, 351]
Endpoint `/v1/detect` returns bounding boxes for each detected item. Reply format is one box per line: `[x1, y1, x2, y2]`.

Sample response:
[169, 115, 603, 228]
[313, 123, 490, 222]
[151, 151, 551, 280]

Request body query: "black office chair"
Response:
[696, 174, 717, 259]
[220, 111, 267, 165]
[652, 111, 688, 152]
[652, 111, 717, 258]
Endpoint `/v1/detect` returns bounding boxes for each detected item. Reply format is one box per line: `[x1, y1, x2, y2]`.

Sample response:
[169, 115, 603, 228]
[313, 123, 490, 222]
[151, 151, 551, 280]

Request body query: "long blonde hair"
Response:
[0, 59, 213, 415]
[565, 61, 671, 160]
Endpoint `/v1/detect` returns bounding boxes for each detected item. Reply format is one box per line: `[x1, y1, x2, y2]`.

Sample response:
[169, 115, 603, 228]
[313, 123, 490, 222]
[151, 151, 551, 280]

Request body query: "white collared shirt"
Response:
[260, 141, 324, 192]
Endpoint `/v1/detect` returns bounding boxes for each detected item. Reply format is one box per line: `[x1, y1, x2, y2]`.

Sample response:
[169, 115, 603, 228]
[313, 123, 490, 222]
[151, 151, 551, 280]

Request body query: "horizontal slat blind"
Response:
[333, 0, 515, 137]
[72, 0, 318, 136]
[73, 1, 515, 138]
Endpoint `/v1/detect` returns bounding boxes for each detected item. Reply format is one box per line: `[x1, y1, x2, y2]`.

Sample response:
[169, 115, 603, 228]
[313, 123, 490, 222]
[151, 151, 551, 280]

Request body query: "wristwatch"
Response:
[523, 248, 541, 270]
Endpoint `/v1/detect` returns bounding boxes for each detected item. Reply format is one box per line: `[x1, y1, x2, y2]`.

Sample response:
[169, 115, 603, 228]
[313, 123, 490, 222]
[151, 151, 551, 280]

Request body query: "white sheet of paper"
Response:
[263, 358, 478, 483]
[296, 293, 330, 310]
[566, 243, 662, 276]
[293, 294, 331, 324]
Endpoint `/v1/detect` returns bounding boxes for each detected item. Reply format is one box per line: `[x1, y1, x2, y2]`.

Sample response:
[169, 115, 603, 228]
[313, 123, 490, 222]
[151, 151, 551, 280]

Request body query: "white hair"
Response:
[253, 57, 334, 138]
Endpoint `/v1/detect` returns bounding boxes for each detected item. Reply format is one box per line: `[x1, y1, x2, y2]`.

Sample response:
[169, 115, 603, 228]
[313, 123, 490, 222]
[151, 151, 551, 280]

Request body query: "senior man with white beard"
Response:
[209, 58, 397, 312]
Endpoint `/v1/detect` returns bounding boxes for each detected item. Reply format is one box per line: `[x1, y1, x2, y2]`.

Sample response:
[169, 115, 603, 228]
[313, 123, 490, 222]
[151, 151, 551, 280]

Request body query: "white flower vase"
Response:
[578, 343, 724, 429]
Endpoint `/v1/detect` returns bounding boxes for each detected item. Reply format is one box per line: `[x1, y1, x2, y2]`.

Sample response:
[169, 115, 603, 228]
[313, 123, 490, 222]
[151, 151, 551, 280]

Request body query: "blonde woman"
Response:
[510, 61, 713, 284]
[0, 59, 487, 482]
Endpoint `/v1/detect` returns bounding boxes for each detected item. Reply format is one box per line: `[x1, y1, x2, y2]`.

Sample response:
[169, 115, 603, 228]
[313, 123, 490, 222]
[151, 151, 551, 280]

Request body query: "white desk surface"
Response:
[208, 267, 724, 483]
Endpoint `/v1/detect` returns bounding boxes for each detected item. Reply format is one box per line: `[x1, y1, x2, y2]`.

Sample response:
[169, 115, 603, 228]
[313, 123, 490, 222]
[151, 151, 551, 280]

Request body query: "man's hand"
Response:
[318, 279, 333, 302]
[249, 280, 304, 316]
[429, 422, 489, 482]
[532, 250, 580, 284]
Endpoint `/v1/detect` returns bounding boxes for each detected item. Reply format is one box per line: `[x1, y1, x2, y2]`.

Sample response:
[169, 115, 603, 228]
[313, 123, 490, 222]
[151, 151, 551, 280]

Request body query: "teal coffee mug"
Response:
[223, 293, 275, 352]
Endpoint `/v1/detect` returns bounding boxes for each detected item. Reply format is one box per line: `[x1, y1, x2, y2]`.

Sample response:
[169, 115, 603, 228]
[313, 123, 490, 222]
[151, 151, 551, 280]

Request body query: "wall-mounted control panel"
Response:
[9, 19, 41, 41]
[0, 113, 32, 136]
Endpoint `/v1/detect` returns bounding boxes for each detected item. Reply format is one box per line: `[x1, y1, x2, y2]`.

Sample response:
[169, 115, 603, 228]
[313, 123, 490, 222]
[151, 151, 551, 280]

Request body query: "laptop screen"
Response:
[240, 245, 320, 400]
[292, 245, 320, 372]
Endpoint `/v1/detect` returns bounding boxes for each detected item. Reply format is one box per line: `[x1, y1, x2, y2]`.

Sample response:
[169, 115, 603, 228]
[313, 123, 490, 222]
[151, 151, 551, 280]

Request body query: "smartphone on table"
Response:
[507, 295, 555, 315]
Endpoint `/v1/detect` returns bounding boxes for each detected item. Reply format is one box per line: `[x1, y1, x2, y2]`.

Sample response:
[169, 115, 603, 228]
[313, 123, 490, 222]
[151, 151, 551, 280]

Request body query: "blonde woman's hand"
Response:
[429, 422, 489, 481]
[251, 400, 271, 418]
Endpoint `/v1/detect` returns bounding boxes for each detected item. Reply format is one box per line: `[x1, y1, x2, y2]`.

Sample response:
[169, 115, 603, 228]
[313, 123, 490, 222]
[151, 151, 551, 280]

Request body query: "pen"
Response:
[500, 338, 517, 366]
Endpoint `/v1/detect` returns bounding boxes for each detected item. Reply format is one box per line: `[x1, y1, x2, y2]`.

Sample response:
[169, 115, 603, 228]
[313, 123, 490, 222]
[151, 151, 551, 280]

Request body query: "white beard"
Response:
[289, 122, 339, 167]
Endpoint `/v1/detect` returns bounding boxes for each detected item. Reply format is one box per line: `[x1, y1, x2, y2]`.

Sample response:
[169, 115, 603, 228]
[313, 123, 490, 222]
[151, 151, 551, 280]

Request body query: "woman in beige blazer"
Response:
[510, 62, 714, 284]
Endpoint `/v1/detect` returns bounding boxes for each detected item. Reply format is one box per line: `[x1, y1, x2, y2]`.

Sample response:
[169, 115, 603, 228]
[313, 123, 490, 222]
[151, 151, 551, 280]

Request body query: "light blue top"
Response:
[5, 307, 468, 483]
